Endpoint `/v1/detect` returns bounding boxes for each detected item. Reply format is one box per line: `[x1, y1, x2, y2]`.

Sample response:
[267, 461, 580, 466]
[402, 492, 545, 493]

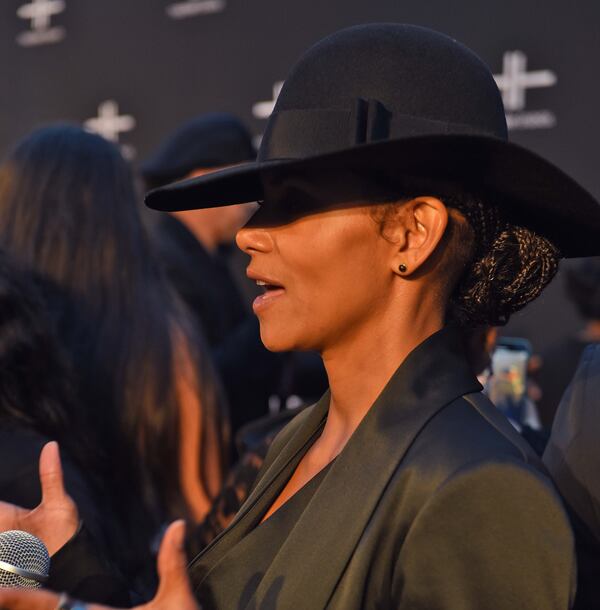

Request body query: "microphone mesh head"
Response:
[0, 530, 50, 588]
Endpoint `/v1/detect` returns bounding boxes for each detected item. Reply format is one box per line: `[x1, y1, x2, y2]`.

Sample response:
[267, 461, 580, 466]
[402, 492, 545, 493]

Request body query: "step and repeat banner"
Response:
[0, 0, 598, 352]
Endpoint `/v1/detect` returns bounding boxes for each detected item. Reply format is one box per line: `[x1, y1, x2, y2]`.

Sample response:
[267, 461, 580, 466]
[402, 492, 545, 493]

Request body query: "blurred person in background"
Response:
[544, 343, 600, 609]
[141, 113, 326, 447]
[0, 125, 229, 594]
[537, 257, 600, 428]
[140, 113, 258, 348]
[0, 250, 128, 604]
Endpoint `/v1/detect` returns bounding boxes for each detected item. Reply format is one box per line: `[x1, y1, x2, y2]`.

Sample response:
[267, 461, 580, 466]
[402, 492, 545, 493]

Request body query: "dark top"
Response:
[0, 423, 129, 605]
[189, 326, 575, 610]
[198, 461, 332, 610]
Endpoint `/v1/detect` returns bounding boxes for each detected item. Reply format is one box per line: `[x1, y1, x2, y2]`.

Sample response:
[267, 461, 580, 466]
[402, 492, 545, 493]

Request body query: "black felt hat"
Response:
[140, 113, 255, 187]
[145, 24, 600, 257]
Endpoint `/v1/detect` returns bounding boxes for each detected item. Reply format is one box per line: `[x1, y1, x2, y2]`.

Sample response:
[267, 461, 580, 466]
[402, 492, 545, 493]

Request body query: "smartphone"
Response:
[486, 337, 532, 424]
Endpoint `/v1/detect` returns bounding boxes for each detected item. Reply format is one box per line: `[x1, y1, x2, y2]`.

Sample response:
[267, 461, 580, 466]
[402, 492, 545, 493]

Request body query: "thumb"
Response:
[38, 442, 67, 506]
[153, 520, 192, 603]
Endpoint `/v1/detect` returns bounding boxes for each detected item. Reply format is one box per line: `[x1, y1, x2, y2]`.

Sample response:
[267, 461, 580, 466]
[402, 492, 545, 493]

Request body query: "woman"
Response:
[0, 126, 228, 592]
[1, 23, 599, 610]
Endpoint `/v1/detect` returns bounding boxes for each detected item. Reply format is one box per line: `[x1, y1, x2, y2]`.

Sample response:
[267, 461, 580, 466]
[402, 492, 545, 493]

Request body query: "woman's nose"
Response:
[236, 226, 274, 254]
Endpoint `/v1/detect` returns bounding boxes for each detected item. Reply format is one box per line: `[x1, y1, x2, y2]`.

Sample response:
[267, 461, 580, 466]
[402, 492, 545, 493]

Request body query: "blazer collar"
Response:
[194, 325, 481, 607]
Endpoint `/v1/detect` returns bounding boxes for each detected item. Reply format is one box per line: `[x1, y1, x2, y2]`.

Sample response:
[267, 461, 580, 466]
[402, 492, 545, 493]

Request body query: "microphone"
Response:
[0, 530, 50, 588]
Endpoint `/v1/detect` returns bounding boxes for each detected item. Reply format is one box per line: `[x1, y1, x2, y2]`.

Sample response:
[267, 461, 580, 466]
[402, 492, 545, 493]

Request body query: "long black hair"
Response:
[0, 124, 228, 585]
[0, 251, 90, 466]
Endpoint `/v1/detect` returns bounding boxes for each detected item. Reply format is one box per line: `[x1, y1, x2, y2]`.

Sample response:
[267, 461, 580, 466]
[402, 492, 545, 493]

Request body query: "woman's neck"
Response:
[316, 297, 444, 459]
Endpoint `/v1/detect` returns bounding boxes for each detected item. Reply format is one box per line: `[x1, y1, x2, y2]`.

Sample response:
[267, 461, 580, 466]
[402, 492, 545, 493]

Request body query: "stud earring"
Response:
[399, 264, 407, 273]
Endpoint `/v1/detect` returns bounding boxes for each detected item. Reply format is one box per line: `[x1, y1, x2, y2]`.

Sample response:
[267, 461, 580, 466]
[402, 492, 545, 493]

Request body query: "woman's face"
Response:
[236, 201, 397, 353]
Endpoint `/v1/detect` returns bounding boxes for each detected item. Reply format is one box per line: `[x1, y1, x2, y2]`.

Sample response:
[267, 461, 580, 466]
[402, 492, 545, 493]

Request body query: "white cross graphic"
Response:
[493, 51, 557, 112]
[17, 0, 65, 30]
[252, 81, 284, 119]
[166, 0, 226, 19]
[16, 0, 66, 47]
[85, 100, 136, 143]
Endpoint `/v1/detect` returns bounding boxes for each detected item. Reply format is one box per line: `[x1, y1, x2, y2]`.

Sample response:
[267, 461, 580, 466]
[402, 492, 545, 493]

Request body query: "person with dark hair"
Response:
[537, 257, 600, 427]
[0, 125, 229, 593]
[1, 23, 600, 610]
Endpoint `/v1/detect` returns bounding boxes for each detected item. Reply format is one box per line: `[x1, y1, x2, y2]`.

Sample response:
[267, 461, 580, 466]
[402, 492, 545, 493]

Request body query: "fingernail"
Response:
[174, 520, 186, 547]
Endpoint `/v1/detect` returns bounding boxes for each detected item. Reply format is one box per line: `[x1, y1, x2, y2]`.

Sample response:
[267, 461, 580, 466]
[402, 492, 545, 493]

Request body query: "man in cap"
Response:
[141, 114, 289, 442]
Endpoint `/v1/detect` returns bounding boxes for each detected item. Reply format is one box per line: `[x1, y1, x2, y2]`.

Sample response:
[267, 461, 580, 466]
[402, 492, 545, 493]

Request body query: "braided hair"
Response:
[445, 193, 561, 326]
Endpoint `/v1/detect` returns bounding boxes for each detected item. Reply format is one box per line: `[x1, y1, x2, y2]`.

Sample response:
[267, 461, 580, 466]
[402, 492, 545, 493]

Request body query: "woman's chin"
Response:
[259, 333, 295, 353]
[258, 324, 306, 353]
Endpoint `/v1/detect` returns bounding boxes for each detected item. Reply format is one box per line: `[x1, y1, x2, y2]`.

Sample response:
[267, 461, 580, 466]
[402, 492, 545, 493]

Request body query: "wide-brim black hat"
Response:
[145, 24, 600, 257]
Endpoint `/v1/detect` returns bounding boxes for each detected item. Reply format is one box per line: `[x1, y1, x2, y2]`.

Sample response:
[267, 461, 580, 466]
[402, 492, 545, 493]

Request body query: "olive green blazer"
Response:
[190, 327, 575, 609]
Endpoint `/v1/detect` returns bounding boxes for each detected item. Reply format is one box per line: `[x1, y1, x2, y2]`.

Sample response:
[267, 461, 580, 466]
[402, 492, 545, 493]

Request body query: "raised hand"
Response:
[0, 441, 78, 555]
[0, 521, 200, 610]
[141, 520, 199, 610]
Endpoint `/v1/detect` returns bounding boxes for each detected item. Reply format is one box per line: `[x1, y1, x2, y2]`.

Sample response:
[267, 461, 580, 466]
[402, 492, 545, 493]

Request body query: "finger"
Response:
[0, 587, 59, 610]
[39, 442, 67, 506]
[154, 520, 191, 601]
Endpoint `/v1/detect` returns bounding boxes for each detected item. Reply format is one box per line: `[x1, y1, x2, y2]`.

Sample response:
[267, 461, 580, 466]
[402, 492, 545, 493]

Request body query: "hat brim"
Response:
[145, 134, 600, 258]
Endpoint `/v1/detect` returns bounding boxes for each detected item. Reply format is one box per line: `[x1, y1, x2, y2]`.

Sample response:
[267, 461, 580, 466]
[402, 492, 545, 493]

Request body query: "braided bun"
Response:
[450, 222, 561, 326]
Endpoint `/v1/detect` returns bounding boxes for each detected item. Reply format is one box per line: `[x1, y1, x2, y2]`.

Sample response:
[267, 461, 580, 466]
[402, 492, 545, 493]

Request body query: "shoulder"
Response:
[386, 393, 563, 529]
[391, 454, 575, 610]
[408, 392, 543, 473]
[388, 396, 575, 607]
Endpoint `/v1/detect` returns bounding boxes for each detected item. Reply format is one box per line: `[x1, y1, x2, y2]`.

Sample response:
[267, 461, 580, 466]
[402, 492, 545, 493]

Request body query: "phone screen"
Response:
[486, 337, 532, 424]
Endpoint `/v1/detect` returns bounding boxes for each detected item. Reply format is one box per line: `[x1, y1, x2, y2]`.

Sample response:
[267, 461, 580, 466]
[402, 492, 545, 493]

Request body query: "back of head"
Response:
[0, 124, 154, 304]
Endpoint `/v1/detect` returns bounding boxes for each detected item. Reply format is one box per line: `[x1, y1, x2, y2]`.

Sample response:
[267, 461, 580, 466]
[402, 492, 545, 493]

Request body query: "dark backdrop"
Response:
[1, 0, 598, 353]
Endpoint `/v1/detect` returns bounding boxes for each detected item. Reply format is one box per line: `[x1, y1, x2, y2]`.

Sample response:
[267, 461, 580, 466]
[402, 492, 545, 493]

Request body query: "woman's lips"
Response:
[252, 286, 286, 313]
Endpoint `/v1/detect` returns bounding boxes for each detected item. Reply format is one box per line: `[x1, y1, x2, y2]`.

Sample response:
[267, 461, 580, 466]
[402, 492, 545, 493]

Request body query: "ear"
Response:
[390, 197, 448, 276]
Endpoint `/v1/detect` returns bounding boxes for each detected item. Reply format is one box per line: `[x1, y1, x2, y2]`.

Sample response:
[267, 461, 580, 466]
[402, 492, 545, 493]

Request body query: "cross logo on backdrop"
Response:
[252, 81, 284, 147]
[166, 0, 226, 19]
[16, 0, 66, 47]
[493, 51, 557, 130]
[84, 100, 136, 159]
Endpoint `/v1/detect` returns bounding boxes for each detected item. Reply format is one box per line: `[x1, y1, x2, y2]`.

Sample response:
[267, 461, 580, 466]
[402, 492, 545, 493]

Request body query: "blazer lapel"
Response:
[245, 326, 481, 609]
[189, 393, 330, 584]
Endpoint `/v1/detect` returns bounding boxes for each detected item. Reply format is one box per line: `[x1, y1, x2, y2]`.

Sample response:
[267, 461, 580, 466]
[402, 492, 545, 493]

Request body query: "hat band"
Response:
[259, 99, 501, 161]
